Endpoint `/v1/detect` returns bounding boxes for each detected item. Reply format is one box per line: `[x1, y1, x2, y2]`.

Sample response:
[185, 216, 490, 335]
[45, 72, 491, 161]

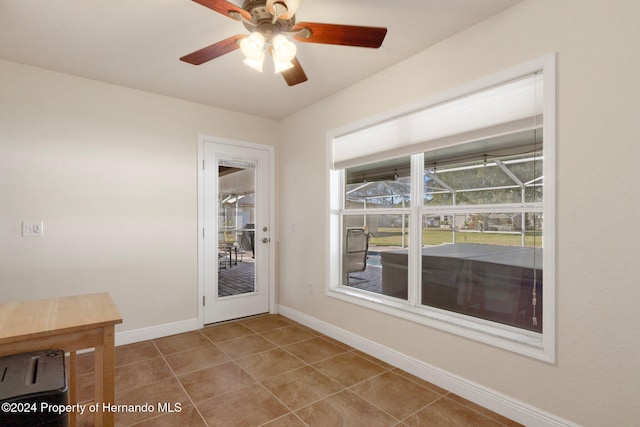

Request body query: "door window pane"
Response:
[218, 161, 256, 297]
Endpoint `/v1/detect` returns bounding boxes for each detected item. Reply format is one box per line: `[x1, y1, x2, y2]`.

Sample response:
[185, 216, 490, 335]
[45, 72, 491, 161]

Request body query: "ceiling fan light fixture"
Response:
[273, 58, 294, 74]
[239, 31, 265, 60]
[266, 0, 301, 20]
[270, 2, 287, 21]
[271, 34, 297, 63]
[242, 50, 265, 72]
[181, 0, 386, 86]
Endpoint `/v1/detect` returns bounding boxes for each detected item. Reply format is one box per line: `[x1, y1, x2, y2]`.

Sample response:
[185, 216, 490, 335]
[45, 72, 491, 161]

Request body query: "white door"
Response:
[202, 140, 272, 324]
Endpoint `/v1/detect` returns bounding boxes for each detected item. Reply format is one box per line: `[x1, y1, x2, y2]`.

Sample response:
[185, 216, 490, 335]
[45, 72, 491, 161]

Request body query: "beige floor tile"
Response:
[116, 341, 161, 366]
[153, 331, 212, 355]
[114, 356, 173, 393]
[74, 401, 96, 427]
[241, 314, 293, 333]
[74, 345, 168, 402]
[73, 351, 95, 376]
[404, 397, 505, 427]
[262, 365, 345, 410]
[178, 362, 255, 402]
[296, 389, 398, 426]
[216, 333, 278, 359]
[352, 350, 396, 370]
[75, 372, 95, 403]
[284, 337, 350, 364]
[72, 315, 520, 427]
[392, 368, 450, 395]
[313, 352, 389, 387]
[78, 358, 175, 404]
[236, 348, 306, 381]
[201, 322, 255, 342]
[262, 413, 309, 426]
[351, 370, 442, 420]
[129, 405, 207, 426]
[114, 377, 191, 426]
[446, 394, 523, 427]
[261, 325, 318, 346]
[288, 323, 323, 337]
[197, 383, 289, 426]
[164, 344, 230, 375]
[318, 336, 354, 351]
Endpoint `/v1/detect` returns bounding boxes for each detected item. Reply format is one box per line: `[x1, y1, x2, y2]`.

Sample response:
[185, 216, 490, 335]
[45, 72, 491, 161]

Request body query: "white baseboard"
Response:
[278, 304, 578, 427]
[115, 318, 200, 347]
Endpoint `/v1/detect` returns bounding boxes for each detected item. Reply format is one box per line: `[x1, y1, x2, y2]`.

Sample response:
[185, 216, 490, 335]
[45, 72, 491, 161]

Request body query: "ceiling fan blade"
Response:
[292, 22, 387, 48]
[180, 35, 246, 65]
[281, 56, 308, 86]
[192, 0, 251, 20]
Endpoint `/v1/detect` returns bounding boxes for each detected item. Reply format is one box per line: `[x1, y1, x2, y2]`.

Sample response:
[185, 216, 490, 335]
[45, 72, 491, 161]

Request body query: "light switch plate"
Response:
[22, 222, 44, 237]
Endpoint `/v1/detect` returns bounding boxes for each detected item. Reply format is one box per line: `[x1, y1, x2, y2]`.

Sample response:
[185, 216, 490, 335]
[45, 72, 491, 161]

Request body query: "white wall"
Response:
[277, 0, 640, 425]
[0, 59, 279, 331]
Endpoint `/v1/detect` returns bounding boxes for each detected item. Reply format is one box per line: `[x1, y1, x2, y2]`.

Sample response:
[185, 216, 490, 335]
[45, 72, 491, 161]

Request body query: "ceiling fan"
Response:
[180, 0, 388, 86]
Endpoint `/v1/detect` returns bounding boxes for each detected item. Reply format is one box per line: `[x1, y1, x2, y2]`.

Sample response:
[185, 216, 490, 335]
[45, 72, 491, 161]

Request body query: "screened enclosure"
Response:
[342, 133, 543, 333]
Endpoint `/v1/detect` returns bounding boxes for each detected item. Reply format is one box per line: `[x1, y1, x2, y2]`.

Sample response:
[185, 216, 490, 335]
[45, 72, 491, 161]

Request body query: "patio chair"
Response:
[345, 228, 370, 285]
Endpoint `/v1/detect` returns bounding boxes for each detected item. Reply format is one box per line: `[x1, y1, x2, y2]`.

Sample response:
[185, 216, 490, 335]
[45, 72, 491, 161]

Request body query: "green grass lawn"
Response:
[370, 228, 542, 248]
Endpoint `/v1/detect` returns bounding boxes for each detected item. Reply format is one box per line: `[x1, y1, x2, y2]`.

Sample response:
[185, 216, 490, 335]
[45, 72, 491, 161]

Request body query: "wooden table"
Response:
[0, 293, 122, 426]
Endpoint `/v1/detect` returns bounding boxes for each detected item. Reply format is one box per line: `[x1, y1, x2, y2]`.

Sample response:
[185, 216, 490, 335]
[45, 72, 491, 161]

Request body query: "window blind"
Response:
[332, 73, 543, 170]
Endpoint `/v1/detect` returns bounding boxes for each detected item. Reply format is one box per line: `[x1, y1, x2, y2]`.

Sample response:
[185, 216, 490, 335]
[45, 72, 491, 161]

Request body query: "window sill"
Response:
[327, 285, 552, 362]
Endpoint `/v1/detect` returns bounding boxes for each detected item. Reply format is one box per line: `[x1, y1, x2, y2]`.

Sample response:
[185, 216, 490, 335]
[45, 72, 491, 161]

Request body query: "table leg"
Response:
[94, 326, 116, 426]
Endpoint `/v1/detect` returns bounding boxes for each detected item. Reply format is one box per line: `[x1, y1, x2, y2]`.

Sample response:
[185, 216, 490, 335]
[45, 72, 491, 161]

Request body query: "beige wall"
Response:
[0, 59, 279, 331]
[277, 1, 640, 425]
[2, 0, 639, 424]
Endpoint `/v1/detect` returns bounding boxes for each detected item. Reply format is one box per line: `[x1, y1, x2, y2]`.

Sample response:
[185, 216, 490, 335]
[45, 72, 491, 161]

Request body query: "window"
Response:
[328, 55, 555, 362]
[343, 156, 412, 299]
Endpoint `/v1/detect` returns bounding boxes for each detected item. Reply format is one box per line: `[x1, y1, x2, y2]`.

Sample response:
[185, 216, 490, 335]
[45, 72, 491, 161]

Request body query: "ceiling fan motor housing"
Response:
[241, 0, 295, 42]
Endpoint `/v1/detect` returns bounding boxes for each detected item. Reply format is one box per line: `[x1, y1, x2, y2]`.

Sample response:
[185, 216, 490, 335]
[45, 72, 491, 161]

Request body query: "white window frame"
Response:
[327, 55, 556, 363]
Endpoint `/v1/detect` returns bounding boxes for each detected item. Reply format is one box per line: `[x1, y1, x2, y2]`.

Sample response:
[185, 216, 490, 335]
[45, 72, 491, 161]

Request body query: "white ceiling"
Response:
[0, 0, 521, 120]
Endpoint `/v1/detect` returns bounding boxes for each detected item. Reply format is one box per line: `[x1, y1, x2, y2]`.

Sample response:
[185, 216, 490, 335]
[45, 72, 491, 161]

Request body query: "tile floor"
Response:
[74, 314, 522, 426]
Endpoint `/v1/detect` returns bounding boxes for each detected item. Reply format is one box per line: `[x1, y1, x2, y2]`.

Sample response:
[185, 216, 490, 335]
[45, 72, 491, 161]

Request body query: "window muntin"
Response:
[423, 212, 542, 246]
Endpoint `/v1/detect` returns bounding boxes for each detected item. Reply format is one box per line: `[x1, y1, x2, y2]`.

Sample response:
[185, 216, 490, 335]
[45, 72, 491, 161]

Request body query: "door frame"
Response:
[197, 134, 276, 327]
